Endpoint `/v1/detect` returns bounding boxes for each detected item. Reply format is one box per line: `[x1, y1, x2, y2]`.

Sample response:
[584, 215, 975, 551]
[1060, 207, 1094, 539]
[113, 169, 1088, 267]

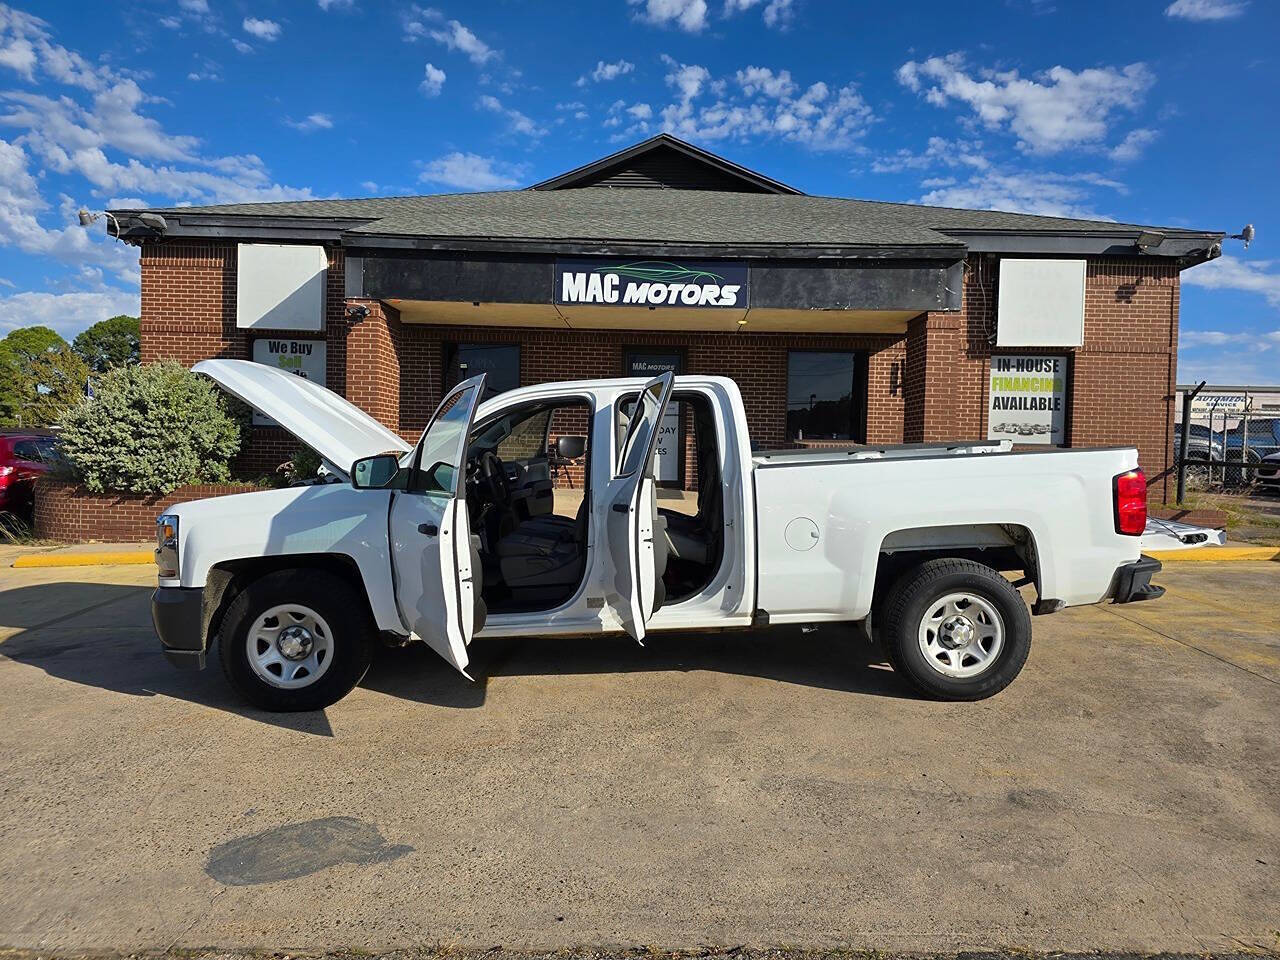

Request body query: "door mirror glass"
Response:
[351, 453, 402, 489]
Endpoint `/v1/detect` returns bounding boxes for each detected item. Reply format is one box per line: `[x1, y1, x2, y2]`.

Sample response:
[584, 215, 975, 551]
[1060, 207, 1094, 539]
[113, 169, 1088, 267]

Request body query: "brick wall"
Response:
[911, 256, 1179, 503]
[139, 241, 351, 474]
[137, 240, 1180, 505]
[34, 479, 257, 542]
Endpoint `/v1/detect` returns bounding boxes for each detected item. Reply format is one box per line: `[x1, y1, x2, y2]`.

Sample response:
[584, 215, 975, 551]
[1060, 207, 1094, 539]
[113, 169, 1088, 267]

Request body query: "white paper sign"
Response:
[987, 354, 1067, 445]
[251, 337, 327, 426]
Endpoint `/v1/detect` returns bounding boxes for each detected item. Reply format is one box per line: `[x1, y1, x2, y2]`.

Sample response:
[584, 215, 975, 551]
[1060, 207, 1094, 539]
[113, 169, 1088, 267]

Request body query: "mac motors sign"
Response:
[555, 258, 749, 308]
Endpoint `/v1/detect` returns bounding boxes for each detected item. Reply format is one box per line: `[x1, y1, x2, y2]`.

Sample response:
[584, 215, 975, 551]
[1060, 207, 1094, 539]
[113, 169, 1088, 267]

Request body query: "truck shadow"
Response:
[361, 622, 919, 707]
[0, 582, 918, 735]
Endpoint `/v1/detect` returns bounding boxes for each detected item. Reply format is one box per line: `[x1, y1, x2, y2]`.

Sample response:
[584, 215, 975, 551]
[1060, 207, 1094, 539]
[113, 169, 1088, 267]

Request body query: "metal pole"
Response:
[1177, 380, 1206, 505]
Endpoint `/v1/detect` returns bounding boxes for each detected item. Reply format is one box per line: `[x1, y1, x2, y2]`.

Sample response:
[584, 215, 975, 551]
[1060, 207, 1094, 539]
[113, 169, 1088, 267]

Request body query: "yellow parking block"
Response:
[12, 550, 154, 568]
[1148, 545, 1280, 562]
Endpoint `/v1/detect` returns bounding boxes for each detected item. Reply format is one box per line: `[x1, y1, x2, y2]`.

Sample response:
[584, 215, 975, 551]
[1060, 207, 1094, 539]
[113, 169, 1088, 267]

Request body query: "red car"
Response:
[0, 431, 59, 516]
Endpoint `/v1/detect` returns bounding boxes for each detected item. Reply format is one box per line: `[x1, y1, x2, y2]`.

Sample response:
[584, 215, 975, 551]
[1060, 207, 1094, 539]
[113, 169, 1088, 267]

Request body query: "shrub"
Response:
[58, 361, 242, 495]
[281, 446, 322, 485]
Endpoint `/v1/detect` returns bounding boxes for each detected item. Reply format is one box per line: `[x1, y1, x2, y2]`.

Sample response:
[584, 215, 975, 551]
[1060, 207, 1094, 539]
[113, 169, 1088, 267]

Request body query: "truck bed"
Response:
[752, 439, 1012, 467]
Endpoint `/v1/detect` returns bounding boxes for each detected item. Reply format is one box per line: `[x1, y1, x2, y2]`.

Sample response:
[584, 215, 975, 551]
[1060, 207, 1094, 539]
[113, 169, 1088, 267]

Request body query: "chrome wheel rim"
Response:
[246, 603, 334, 690]
[917, 592, 1005, 679]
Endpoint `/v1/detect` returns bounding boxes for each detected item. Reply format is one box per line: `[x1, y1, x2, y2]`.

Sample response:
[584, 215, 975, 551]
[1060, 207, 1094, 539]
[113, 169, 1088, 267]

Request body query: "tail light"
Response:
[0, 464, 11, 488]
[1113, 469, 1147, 536]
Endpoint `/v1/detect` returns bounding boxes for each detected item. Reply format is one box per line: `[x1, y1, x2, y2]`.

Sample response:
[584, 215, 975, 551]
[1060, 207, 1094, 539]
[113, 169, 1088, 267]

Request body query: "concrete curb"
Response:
[12, 549, 153, 569]
[1147, 545, 1280, 562]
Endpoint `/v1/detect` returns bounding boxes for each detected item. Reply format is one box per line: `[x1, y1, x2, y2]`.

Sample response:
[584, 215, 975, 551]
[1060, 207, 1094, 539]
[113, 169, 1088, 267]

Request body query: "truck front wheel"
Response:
[218, 569, 375, 712]
[880, 558, 1031, 701]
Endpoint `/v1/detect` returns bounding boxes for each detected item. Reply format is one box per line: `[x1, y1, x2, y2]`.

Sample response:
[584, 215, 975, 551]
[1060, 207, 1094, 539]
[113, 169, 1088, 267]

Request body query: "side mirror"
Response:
[351, 453, 402, 490]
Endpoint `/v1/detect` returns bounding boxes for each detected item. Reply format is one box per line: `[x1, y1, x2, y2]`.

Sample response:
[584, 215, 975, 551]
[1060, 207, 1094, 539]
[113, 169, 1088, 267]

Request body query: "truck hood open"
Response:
[194, 359, 410, 478]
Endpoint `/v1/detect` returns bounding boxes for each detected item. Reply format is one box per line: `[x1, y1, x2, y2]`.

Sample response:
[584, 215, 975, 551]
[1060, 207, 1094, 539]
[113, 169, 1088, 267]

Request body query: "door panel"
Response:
[388, 375, 486, 677]
[606, 372, 674, 642]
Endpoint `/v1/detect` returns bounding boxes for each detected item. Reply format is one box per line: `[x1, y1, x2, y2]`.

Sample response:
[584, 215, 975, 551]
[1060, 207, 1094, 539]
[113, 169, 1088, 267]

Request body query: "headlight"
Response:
[156, 514, 179, 577]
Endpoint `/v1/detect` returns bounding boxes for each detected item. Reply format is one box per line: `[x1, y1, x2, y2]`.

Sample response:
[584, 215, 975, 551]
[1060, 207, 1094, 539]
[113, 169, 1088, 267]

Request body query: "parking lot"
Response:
[0, 550, 1277, 955]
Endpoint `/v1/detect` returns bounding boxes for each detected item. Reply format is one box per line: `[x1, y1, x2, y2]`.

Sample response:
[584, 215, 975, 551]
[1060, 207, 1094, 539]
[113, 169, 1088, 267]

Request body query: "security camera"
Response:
[346, 304, 371, 320]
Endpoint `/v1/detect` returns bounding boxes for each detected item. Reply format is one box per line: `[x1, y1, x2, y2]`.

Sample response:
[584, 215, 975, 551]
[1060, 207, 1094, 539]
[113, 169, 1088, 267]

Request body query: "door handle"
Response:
[611, 503, 629, 513]
[418, 522, 439, 536]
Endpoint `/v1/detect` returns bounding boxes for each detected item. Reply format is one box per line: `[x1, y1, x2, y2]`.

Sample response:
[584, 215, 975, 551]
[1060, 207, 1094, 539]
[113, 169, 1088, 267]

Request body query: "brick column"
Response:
[343, 299, 403, 433]
[903, 312, 964, 442]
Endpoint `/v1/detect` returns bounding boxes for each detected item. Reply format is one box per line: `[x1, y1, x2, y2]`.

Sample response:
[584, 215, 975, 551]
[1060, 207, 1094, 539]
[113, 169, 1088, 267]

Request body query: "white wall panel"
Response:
[236, 243, 328, 331]
[996, 258, 1086, 347]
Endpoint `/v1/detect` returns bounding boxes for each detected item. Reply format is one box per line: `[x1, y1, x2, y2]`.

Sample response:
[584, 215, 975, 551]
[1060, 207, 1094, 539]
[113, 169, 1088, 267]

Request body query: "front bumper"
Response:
[151, 586, 206, 670]
[1112, 555, 1165, 604]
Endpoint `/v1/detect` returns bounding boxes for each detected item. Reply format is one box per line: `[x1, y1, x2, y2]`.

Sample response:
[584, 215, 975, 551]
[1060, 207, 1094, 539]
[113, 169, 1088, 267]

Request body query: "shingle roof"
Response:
[122, 188, 1214, 250]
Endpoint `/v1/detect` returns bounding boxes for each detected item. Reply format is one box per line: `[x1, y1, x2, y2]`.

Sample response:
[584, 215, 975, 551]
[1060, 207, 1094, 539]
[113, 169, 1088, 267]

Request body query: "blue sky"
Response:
[0, 0, 1276, 383]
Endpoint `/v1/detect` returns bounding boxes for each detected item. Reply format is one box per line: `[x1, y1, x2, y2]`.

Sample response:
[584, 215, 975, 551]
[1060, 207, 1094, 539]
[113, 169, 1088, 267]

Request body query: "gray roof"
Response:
[119, 188, 1215, 252]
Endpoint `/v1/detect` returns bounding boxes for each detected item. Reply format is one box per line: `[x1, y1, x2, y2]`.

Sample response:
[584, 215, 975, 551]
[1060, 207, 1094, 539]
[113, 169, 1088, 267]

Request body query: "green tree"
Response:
[72, 314, 140, 373]
[58, 361, 242, 494]
[14, 346, 90, 427]
[0, 326, 69, 426]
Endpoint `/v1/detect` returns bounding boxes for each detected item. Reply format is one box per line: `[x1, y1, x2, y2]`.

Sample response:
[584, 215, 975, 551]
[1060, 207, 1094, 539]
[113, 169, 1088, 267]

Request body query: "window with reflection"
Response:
[787, 351, 864, 442]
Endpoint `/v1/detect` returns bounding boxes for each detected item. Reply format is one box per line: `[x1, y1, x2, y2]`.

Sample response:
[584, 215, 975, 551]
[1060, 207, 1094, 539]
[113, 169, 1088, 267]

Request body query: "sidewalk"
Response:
[10, 542, 153, 568]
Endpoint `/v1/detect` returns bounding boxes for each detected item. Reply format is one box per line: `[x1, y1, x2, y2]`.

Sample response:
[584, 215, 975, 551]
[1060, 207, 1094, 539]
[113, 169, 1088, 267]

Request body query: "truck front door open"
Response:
[607, 371, 674, 643]
[389, 375, 486, 677]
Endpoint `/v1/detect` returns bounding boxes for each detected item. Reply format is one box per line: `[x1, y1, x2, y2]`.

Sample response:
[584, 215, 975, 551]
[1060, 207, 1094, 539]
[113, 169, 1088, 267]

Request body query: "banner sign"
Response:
[1190, 393, 1247, 414]
[251, 337, 326, 427]
[987, 354, 1067, 446]
[556, 258, 748, 309]
[625, 351, 683, 483]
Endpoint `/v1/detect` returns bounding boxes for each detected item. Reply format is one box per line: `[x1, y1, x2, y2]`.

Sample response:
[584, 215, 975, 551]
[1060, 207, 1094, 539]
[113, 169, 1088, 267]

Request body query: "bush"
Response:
[58, 361, 242, 495]
[281, 446, 322, 485]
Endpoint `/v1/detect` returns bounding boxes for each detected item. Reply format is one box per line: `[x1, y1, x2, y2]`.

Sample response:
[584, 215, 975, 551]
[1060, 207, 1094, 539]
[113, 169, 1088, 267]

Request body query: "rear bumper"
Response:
[152, 586, 206, 670]
[1112, 555, 1165, 604]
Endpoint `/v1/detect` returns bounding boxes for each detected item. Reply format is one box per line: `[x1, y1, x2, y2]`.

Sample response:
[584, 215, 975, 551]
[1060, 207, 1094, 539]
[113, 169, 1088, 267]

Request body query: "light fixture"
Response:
[77, 208, 121, 234]
[1228, 224, 1255, 250]
[1135, 230, 1165, 251]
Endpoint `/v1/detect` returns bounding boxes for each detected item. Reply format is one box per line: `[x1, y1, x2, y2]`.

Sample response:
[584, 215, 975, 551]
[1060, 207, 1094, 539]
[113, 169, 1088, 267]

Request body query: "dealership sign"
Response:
[987, 354, 1067, 446]
[251, 337, 326, 426]
[555, 258, 749, 308]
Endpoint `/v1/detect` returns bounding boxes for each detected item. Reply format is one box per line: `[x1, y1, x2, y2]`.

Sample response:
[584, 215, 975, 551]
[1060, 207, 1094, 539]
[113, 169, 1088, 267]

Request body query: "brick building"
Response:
[113, 134, 1224, 503]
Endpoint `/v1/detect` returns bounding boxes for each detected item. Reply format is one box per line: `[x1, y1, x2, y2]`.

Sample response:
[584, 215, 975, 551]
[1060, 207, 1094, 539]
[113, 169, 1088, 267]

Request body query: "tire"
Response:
[218, 569, 375, 712]
[880, 558, 1031, 701]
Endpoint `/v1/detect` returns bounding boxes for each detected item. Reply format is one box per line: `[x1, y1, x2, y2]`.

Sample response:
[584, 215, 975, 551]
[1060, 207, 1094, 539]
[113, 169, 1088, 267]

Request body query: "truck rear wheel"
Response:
[880, 558, 1031, 701]
[218, 569, 374, 712]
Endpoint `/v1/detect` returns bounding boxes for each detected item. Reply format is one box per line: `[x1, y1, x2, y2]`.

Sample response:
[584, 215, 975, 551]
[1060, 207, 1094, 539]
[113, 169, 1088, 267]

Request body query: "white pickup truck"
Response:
[152, 359, 1169, 711]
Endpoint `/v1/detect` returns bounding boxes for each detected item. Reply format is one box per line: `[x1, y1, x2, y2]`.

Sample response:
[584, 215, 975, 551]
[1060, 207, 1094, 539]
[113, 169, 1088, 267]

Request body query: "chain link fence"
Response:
[1175, 387, 1280, 493]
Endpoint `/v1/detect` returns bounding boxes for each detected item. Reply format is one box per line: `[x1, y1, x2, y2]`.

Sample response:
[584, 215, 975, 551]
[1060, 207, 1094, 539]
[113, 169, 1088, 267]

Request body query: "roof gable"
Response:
[529, 133, 802, 195]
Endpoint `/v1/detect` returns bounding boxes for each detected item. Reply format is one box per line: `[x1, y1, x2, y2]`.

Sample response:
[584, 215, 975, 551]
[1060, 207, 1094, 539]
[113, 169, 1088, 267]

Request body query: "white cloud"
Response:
[418, 152, 523, 191]
[1110, 127, 1158, 162]
[724, 0, 795, 28]
[242, 18, 282, 41]
[1182, 256, 1280, 308]
[231, 39, 253, 54]
[736, 66, 796, 98]
[284, 113, 333, 132]
[0, 288, 140, 338]
[657, 56, 873, 150]
[897, 53, 1154, 154]
[1179, 328, 1277, 348]
[0, 16, 314, 208]
[629, 0, 709, 32]
[420, 62, 446, 96]
[404, 9, 498, 65]
[917, 169, 1124, 219]
[577, 59, 635, 86]
[179, 0, 210, 12]
[478, 94, 544, 137]
[628, 102, 653, 120]
[318, 0, 356, 9]
[872, 136, 991, 174]
[1164, 0, 1248, 21]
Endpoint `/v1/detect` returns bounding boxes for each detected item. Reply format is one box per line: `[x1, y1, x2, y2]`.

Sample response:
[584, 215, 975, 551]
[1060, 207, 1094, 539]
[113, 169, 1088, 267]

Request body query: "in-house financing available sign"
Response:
[987, 354, 1067, 446]
[556, 258, 749, 308]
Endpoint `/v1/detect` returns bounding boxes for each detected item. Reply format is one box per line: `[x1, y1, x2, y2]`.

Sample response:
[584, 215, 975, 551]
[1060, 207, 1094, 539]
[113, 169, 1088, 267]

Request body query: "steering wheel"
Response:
[480, 451, 511, 504]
